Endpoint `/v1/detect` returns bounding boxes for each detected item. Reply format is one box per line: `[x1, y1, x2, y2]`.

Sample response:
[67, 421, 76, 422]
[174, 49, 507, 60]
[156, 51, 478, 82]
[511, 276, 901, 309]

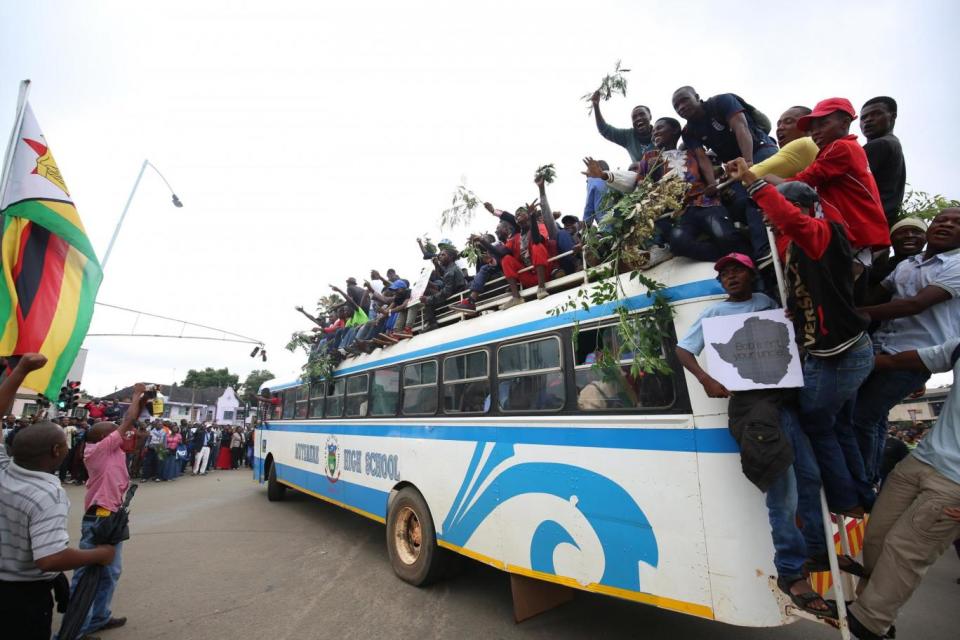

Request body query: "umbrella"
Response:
[57, 484, 138, 640]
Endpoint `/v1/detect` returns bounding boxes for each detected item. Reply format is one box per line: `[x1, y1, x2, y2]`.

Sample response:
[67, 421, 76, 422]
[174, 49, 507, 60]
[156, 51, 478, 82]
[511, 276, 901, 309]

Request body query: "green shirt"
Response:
[597, 121, 655, 163]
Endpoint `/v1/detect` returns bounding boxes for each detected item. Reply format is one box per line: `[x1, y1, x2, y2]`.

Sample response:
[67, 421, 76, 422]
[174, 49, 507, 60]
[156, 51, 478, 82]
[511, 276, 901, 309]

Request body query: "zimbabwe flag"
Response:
[0, 97, 102, 399]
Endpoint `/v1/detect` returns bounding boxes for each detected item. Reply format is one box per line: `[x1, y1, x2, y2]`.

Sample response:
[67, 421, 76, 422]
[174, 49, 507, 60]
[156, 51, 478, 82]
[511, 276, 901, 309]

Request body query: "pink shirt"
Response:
[83, 430, 130, 512]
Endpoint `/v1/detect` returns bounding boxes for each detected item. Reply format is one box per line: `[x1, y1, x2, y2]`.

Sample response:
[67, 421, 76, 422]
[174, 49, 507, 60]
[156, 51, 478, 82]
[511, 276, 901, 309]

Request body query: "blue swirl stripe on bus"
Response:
[441, 442, 658, 592]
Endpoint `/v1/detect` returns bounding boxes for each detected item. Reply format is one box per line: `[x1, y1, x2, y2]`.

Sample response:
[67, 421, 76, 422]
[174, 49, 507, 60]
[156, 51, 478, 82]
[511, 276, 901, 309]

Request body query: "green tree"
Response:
[181, 367, 239, 390]
[240, 369, 275, 404]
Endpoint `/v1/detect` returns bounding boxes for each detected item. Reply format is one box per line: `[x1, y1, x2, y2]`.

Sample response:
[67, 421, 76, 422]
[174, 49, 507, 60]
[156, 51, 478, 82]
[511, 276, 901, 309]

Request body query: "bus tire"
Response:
[267, 461, 286, 502]
[386, 487, 447, 586]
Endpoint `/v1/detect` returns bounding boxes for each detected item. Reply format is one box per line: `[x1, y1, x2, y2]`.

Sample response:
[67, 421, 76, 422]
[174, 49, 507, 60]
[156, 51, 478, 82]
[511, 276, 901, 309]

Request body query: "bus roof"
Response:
[265, 258, 723, 391]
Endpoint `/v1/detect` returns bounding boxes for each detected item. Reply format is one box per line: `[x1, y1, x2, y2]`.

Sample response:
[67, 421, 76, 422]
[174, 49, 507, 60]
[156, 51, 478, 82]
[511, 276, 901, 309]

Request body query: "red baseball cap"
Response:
[797, 98, 858, 132]
[714, 252, 755, 273]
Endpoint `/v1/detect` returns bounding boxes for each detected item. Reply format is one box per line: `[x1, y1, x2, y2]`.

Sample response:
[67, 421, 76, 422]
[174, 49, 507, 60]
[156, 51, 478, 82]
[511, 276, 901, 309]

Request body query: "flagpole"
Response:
[0, 79, 32, 209]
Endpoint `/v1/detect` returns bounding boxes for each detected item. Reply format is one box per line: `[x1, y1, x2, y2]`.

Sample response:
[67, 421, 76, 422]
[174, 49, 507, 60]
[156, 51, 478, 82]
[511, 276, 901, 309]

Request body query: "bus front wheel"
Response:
[386, 487, 447, 586]
[267, 462, 286, 502]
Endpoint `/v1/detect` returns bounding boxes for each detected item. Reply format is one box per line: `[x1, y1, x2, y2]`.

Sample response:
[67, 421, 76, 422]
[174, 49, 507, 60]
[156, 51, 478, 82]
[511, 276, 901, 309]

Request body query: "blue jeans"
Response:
[338, 326, 359, 349]
[70, 516, 123, 636]
[765, 405, 808, 579]
[470, 263, 501, 294]
[798, 334, 875, 512]
[669, 205, 744, 262]
[848, 368, 930, 483]
[781, 403, 826, 558]
[727, 144, 777, 260]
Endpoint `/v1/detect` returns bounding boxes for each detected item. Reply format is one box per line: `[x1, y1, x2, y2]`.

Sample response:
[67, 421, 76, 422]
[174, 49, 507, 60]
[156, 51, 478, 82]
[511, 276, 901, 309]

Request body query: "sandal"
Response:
[804, 554, 866, 577]
[777, 576, 839, 620]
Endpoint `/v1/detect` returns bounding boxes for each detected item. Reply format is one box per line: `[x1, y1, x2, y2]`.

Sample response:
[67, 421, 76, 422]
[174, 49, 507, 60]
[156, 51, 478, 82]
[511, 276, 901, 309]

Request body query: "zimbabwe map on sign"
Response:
[710, 317, 793, 385]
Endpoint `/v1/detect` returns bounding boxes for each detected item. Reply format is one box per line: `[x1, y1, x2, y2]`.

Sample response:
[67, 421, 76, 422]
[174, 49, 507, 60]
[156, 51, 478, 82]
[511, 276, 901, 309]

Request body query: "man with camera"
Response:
[68, 381, 147, 637]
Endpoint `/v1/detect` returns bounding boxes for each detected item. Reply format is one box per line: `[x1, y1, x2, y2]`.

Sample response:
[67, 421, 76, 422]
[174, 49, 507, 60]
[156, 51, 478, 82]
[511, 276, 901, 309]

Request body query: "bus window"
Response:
[282, 388, 296, 419]
[345, 374, 369, 417]
[325, 379, 345, 418]
[295, 384, 309, 418]
[574, 324, 676, 411]
[402, 361, 437, 415]
[370, 368, 400, 416]
[497, 336, 564, 412]
[443, 351, 488, 414]
[308, 382, 324, 418]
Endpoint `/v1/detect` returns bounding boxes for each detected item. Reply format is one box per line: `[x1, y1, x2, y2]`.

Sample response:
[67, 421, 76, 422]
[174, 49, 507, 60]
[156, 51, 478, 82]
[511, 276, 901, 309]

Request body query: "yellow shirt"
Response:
[751, 136, 819, 179]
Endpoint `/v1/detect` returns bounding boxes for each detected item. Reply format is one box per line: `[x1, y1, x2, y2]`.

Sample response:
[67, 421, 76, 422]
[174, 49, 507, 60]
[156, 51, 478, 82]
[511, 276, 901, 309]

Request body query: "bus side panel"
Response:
[673, 295, 790, 627]
[488, 435, 714, 615]
[695, 413, 790, 628]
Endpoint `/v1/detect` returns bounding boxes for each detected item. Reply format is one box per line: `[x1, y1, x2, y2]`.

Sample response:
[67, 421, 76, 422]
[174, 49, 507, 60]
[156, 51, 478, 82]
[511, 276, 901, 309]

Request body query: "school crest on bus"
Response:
[325, 435, 341, 483]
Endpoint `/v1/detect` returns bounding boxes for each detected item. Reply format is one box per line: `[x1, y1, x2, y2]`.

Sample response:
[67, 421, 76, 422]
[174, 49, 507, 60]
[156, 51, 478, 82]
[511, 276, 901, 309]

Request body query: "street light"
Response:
[101, 159, 183, 270]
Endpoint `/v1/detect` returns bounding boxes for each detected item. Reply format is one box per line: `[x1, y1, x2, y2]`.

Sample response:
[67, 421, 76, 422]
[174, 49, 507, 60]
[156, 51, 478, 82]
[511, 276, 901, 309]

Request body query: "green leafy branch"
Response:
[898, 185, 959, 221]
[581, 60, 630, 114]
[549, 158, 688, 374]
[535, 163, 557, 184]
[286, 331, 336, 383]
[441, 184, 481, 230]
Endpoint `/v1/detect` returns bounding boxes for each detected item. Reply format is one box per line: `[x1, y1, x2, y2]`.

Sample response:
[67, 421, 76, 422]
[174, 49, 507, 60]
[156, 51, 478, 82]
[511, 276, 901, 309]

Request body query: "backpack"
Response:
[730, 93, 772, 135]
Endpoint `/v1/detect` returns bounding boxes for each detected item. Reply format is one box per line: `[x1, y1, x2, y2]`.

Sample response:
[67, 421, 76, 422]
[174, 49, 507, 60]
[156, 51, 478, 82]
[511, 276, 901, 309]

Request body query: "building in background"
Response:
[888, 385, 951, 426]
[102, 384, 242, 425]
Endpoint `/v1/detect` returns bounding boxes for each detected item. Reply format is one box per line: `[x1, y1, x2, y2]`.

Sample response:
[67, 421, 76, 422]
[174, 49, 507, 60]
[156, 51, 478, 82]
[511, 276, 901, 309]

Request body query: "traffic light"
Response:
[66, 380, 81, 411]
[57, 385, 69, 410]
[58, 380, 81, 413]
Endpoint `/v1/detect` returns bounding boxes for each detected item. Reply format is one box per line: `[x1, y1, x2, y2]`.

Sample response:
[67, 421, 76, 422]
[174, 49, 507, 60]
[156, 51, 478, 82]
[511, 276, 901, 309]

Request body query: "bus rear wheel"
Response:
[267, 461, 286, 502]
[386, 487, 447, 586]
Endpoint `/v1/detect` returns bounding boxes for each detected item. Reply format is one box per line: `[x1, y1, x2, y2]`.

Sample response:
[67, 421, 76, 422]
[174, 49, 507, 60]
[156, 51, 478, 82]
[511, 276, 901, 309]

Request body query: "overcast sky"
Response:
[1, 0, 957, 395]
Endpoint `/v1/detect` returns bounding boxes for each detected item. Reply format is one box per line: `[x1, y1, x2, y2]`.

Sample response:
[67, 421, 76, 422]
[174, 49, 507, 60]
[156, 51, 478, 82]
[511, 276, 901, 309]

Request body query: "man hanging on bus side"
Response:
[675, 253, 837, 620]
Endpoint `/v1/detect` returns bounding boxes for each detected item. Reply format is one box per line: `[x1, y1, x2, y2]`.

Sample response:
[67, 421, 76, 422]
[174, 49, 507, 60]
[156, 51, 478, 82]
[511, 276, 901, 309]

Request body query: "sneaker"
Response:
[640, 245, 673, 270]
[536, 286, 549, 300]
[450, 299, 477, 314]
[500, 296, 525, 310]
[154, 478, 161, 482]
[550, 268, 566, 279]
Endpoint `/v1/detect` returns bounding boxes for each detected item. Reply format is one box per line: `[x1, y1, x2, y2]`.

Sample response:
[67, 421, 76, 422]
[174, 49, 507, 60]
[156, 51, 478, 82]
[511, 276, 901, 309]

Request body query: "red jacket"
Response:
[86, 402, 106, 419]
[789, 134, 890, 250]
[753, 183, 833, 260]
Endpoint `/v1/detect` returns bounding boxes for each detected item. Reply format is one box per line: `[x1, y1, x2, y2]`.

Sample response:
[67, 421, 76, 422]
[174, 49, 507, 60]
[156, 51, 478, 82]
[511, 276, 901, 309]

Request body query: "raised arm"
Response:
[0, 354, 48, 416]
[294, 306, 323, 327]
[592, 91, 630, 147]
[329, 285, 360, 311]
[118, 383, 145, 436]
[535, 176, 559, 241]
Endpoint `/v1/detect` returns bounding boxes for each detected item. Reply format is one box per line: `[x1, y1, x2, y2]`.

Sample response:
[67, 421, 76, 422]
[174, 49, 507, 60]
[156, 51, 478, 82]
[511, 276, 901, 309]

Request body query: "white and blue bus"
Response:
[254, 259, 823, 628]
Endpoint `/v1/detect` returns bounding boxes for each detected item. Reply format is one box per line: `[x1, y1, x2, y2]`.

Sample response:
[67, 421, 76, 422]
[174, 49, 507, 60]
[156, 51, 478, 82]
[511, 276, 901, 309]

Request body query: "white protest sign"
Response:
[408, 266, 434, 302]
[702, 309, 803, 391]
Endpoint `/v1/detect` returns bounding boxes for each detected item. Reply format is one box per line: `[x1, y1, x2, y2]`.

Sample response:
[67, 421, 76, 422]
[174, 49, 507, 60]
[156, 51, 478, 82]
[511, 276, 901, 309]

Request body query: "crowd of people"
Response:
[290, 87, 958, 640]
[0, 368, 262, 639]
[295, 90, 909, 366]
[3, 412, 256, 485]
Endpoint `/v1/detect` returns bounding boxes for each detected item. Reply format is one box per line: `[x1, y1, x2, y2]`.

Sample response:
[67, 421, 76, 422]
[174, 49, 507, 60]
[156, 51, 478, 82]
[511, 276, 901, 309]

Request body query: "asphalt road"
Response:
[56, 471, 959, 640]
